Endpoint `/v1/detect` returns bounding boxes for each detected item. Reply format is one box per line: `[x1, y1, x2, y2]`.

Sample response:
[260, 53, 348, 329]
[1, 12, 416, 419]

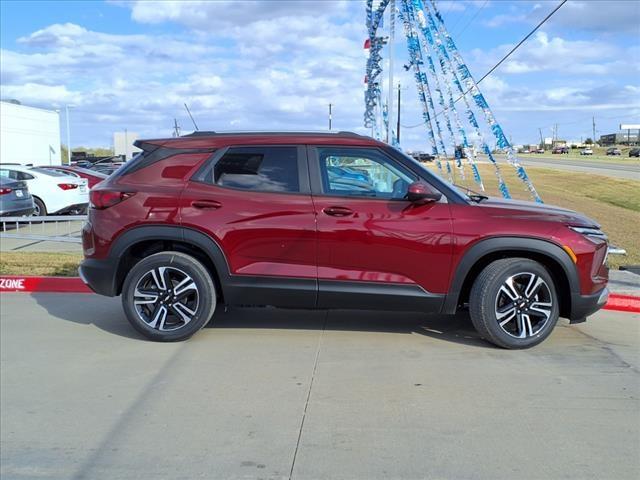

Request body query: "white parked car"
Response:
[0, 165, 88, 216]
[580, 148, 594, 155]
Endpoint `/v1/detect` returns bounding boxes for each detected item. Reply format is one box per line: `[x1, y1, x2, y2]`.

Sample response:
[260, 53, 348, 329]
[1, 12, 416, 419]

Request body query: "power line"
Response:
[453, 0, 488, 38]
[403, 0, 567, 129]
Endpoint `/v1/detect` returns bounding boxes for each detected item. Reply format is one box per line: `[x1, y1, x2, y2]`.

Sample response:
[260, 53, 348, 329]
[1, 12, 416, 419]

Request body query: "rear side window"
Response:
[211, 147, 300, 193]
[112, 143, 216, 178]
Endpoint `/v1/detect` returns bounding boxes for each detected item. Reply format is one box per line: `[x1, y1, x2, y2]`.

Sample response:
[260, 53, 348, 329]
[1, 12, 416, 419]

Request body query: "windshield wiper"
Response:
[453, 184, 488, 202]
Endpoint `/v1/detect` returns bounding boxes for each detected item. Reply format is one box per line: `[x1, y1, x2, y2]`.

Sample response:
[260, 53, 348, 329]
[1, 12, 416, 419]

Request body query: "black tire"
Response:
[121, 251, 217, 342]
[469, 258, 560, 349]
[32, 197, 46, 216]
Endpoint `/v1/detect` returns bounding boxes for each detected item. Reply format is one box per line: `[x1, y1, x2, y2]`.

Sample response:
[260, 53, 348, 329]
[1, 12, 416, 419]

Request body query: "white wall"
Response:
[113, 131, 141, 160]
[0, 101, 61, 165]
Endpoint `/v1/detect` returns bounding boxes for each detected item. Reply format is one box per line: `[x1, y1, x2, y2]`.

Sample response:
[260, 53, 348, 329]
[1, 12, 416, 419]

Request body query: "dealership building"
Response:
[0, 100, 62, 165]
[599, 124, 640, 146]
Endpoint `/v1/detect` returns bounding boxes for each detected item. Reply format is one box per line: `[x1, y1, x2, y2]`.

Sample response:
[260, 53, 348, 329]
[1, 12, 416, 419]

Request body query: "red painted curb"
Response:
[603, 294, 640, 313]
[1, 276, 639, 313]
[0, 276, 91, 293]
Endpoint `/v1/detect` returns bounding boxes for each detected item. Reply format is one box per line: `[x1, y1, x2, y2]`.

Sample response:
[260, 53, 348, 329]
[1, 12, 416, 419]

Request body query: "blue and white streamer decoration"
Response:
[398, 0, 453, 181]
[426, 0, 541, 202]
[364, 0, 390, 134]
[405, 0, 467, 185]
[411, 0, 484, 191]
[363, 0, 543, 203]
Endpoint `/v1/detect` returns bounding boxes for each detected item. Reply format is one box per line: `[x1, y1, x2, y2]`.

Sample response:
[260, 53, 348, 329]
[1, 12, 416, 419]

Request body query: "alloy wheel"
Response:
[133, 266, 199, 332]
[494, 272, 553, 339]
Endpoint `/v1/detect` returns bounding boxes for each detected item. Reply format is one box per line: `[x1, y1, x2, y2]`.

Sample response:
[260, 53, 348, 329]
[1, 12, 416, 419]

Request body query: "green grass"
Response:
[0, 252, 82, 276]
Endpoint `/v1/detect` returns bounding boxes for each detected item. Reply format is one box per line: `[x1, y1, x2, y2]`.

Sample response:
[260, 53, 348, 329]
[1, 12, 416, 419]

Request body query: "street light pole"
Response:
[328, 103, 333, 130]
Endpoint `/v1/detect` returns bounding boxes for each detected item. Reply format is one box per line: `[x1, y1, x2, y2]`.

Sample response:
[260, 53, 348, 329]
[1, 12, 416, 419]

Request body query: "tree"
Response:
[585, 138, 594, 145]
[61, 145, 69, 164]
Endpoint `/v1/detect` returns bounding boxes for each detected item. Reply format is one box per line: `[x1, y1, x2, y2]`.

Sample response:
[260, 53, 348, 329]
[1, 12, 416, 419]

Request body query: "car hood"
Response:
[477, 197, 599, 228]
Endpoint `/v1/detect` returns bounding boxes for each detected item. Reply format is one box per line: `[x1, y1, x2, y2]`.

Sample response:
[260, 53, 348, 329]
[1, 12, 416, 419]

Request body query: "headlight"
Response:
[569, 226, 607, 242]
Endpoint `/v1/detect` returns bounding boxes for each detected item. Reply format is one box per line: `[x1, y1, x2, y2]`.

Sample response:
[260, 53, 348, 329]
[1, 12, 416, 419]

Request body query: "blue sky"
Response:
[1, 0, 639, 150]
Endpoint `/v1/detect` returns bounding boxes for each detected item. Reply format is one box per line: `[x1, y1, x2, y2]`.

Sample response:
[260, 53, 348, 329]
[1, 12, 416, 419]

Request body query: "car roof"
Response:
[136, 131, 384, 149]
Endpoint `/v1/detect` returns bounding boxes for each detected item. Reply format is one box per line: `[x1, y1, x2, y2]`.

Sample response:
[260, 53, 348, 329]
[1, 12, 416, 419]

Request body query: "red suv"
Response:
[80, 132, 609, 348]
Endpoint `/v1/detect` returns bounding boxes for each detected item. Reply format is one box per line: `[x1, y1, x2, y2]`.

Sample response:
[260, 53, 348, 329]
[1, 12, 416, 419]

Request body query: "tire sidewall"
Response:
[479, 259, 559, 349]
[122, 252, 216, 342]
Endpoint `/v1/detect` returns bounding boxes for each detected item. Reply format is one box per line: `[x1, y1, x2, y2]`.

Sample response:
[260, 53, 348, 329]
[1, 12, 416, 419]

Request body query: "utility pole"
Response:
[538, 127, 544, 148]
[173, 118, 181, 137]
[553, 123, 558, 146]
[387, 0, 396, 143]
[592, 116, 596, 144]
[396, 83, 401, 143]
[328, 103, 333, 130]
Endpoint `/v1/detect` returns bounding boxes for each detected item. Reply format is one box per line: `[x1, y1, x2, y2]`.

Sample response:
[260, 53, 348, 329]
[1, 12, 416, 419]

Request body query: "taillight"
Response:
[90, 190, 135, 209]
[0, 188, 12, 195]
[58, 183, 79, 190]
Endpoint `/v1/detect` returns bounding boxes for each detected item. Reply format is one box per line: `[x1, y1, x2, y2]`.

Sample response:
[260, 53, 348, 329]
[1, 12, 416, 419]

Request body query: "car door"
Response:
[308, 145, 453, 312]
[180, 145, 317, 308]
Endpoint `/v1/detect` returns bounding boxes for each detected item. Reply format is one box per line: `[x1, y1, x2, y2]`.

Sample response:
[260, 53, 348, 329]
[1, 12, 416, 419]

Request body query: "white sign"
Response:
[620, 124, 640, 130]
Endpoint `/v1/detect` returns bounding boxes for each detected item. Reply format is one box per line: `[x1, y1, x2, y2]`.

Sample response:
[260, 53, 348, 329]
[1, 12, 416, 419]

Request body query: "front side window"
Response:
[317, 147, 417, 199]
[212, 146, 300, 193]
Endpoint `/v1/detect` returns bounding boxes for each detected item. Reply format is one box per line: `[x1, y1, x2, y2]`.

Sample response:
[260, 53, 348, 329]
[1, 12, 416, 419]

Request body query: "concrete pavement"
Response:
[1, 293, 639, 479]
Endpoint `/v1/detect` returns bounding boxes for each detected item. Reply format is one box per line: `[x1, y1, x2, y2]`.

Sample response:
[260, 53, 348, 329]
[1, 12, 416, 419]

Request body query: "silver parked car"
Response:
[0, 176, 34, 216]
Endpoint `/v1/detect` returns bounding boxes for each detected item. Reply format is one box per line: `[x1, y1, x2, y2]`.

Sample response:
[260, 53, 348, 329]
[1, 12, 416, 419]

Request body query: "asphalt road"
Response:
[502, 155, 640, 181]
[1, 293, 639, 480]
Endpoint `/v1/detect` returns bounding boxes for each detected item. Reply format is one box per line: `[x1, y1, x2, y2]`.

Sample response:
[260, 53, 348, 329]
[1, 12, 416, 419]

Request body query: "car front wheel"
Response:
[469, 258, 559, 349]
[121, 251, 217, 341]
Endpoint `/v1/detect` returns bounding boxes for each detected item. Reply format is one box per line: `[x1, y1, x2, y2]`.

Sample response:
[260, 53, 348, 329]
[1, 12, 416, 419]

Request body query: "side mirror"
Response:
[407, 181, 442, 203]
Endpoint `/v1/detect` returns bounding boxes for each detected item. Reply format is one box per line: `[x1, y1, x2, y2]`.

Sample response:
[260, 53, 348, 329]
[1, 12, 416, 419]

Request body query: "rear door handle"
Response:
[323, 206, 353, 217]
[192, 200, 222, 210]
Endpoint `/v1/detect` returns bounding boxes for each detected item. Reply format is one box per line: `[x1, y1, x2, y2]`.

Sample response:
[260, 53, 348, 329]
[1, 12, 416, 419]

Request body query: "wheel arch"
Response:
[109, 225, 230, 300]
[444, 237, 579, 319]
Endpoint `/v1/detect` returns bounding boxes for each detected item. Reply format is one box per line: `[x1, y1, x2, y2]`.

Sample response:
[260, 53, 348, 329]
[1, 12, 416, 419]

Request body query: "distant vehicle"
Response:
[407, 151, 435, 163]
[535, 148, 545, 154]
[0, 176, 34, 216]
[552, 146, 569, 154]
[605, 147, 621, 156]
[580, 148, 594, 156]
[91, 163, 124, 175]
[0, 165, 88, 216]
[521, 149, 531, 154]
[35, 165, 108, 189]
[629, 148, 640, 158]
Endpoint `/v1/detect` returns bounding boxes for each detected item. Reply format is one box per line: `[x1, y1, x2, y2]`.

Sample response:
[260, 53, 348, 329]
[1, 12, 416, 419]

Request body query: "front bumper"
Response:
[79, 258, 118, 297]
[569, 287, 609, 323]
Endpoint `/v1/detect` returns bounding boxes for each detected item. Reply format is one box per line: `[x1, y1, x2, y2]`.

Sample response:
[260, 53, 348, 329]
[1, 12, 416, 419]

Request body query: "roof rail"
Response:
[181, 130, 364, 138]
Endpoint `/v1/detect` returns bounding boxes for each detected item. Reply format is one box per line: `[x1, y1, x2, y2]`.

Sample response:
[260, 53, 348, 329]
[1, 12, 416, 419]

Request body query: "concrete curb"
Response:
[1, 275, 639, 314]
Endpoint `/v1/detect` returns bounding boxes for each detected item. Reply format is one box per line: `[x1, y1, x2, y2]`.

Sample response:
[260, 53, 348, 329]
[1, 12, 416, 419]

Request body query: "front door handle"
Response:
[323, 206, 353, 217]
[192, 200, 222, 210]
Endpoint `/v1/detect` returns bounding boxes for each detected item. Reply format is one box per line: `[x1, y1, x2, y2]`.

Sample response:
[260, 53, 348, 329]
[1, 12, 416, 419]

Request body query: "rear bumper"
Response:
[569, 288, 609, 323]
[0, 206, 35, 217]
[52, 202, 89, 215]
[79, 258, 118, 297]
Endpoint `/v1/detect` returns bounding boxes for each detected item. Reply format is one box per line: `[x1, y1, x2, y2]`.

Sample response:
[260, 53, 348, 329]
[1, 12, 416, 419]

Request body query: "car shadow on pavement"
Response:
[31, 293, 489, 347]
[209, 307, 488, 348]
[31, 293, 146, 340]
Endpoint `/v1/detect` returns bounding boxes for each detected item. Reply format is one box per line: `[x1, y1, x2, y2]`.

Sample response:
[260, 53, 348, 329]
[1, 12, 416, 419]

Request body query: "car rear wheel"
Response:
[32, 197, 46, 216]
[469, 258, 559, 349]
[122, 251, 217, 341]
